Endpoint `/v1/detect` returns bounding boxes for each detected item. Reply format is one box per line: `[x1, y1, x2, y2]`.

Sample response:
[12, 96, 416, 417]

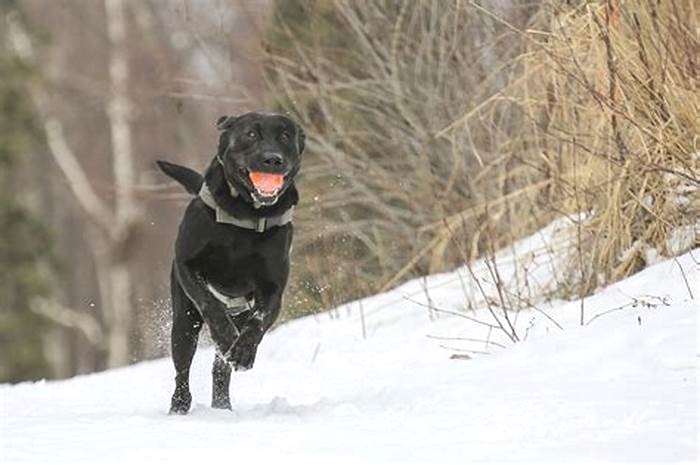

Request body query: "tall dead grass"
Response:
[494, 0, 699, 296]
[262, 0, 698, 320]
[263, 0, 536, 317]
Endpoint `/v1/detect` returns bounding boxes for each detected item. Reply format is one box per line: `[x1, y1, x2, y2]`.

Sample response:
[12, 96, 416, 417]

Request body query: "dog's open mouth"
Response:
[249, 171, 285, 199]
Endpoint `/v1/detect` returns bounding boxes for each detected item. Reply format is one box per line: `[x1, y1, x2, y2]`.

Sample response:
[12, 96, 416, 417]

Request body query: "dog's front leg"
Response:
[228, 292, 283, 371]
[175, 262, 240, 357]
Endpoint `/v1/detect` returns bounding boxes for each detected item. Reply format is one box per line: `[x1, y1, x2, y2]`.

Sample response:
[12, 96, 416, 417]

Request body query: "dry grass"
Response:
[263, 0, 535, 317]
[495, 0, 699, 296]
[263, 0, 698, 321]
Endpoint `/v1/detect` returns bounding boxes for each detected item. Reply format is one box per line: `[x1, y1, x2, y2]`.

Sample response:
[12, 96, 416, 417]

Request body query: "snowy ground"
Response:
[1, 225, 698, 463]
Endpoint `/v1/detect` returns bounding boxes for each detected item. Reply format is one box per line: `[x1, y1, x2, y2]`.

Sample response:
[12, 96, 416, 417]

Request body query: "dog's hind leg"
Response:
[169, 264, 203, 415]
[211, 354, 232, 409]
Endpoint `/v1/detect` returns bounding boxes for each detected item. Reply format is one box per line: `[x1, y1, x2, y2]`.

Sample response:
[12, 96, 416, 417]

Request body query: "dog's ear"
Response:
[216, 115, 240, 157]
[296, 124, 306, 155]
[216, 115, 238, 131]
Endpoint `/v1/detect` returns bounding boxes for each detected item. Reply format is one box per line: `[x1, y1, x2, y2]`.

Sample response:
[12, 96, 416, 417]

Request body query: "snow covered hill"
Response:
[2, 228, 698, 462]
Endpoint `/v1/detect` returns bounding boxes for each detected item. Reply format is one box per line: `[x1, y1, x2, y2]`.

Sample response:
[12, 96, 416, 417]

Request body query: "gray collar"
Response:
[198, 182, 293, 233]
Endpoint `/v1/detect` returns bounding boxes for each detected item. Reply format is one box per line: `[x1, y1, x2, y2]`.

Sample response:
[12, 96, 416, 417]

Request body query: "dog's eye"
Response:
[247, 131, 257, 139]
[280, 131, 291, 143]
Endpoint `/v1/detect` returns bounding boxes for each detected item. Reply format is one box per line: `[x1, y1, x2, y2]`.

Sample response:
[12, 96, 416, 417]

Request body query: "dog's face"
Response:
[216, 112, 305, 206]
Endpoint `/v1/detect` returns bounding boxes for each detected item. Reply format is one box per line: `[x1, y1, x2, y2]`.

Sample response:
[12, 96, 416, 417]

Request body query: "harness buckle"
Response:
[256, 217, 266, 232]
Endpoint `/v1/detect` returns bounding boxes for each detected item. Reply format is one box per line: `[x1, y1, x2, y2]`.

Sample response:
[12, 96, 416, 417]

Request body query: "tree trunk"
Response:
[104, 0, 137, 368]
[106, 261, 132, 367]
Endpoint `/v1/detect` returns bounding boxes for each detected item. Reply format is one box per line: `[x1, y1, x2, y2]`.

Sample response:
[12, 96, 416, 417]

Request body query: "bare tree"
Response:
[8, 0, 269, 377]
[9, 0, 139, 368]
[101, 0, 139, 367]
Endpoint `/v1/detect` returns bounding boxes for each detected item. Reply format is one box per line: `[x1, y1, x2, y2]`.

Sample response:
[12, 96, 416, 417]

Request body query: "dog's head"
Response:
[215, 112, 305, 207]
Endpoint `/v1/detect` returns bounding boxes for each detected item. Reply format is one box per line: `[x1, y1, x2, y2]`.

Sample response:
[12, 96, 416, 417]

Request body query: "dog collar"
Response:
[198, 182, 293, 233]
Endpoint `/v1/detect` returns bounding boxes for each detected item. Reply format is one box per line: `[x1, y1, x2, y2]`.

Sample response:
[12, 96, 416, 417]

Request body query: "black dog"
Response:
[157, 112, 304, 414]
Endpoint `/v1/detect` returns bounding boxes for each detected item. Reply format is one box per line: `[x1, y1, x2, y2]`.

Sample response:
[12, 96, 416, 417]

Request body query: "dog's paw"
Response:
[169, 388, 192, 415]
[228, 342, 258, 371]
[211, 396, 232, 410]
[225, 327, 262, 371]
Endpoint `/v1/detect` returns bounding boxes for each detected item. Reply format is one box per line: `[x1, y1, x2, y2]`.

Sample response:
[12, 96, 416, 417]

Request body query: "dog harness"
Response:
[197, 181, 292, 317]
[205, 282, 255, 317]
[198, 182, 294, 233]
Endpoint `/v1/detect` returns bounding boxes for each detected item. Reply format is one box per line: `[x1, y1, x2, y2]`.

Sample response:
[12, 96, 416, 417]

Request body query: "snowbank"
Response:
[2, 233, 697, 462]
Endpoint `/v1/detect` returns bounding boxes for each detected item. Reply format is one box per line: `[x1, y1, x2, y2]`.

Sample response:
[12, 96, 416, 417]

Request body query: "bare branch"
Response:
[43, 120, 114, 232]
[7, 13, 114, 233]
[31, 298, 105, 348]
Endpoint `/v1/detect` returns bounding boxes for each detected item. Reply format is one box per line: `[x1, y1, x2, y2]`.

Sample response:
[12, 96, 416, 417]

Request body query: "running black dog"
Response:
[157, 112, 304, 414]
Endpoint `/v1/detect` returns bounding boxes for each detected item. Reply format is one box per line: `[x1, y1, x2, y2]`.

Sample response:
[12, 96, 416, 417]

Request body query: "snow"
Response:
[1, 223, 698, 463]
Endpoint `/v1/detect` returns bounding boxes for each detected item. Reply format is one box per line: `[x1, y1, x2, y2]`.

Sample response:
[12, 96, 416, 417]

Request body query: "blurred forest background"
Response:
[1, 0, 697, 383]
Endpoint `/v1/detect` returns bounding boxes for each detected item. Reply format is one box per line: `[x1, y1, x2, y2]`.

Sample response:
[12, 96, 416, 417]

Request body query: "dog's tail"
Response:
[156, 160, 203, 195]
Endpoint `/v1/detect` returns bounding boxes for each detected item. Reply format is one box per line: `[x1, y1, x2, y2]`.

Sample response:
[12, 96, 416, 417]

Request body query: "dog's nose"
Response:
[262, 152, 284, 167]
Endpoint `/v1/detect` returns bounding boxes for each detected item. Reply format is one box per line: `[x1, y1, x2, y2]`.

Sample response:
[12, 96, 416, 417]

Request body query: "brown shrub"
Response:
[496, 0, 699, 296]
[263, 0, 698, 319]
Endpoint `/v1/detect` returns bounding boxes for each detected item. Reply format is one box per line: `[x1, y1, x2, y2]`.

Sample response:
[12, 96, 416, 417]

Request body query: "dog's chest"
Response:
[194, 225, 291, 293]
